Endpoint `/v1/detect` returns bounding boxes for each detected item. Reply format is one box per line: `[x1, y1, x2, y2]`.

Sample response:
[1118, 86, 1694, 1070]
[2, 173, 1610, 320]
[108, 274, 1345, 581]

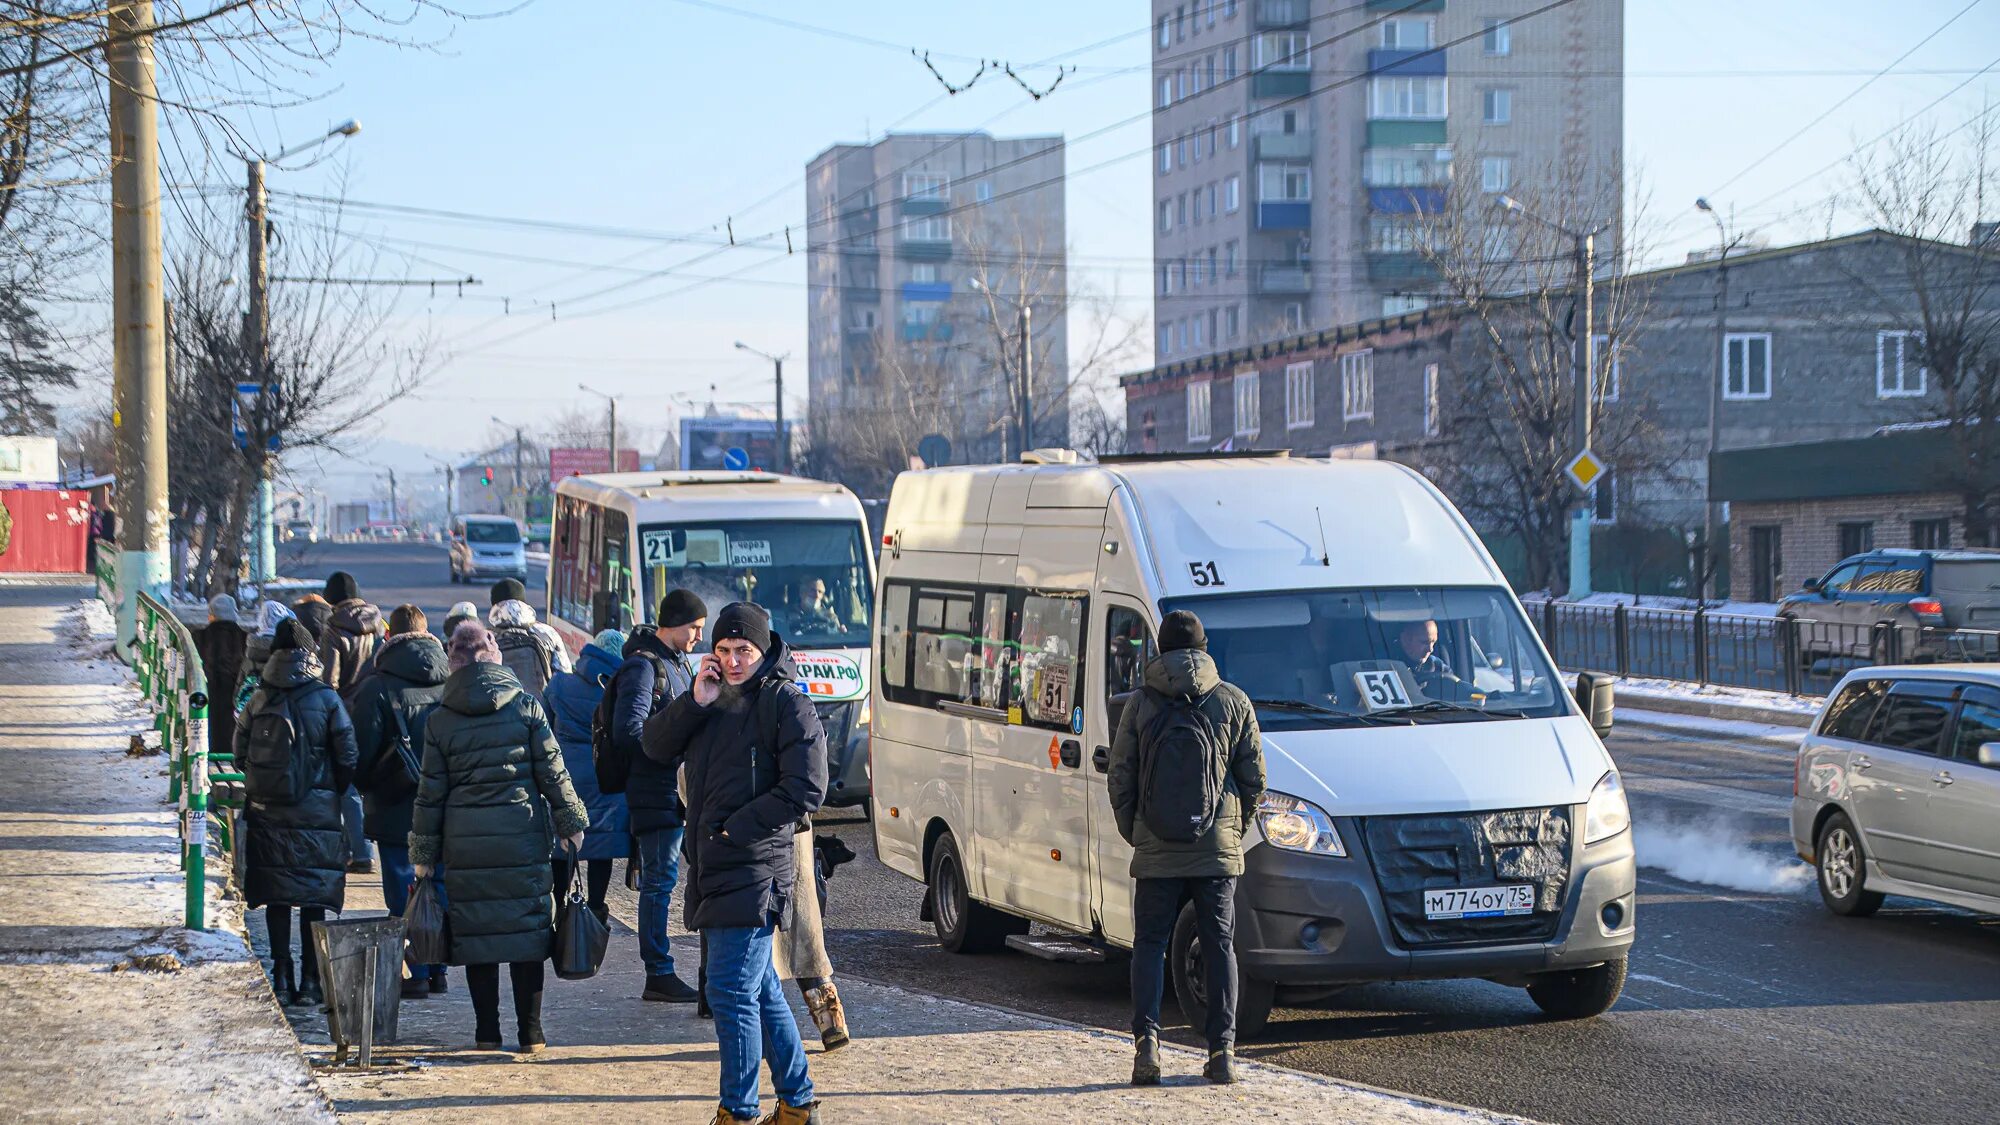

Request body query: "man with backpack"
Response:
[1108, 609, 1265, 1088]
[487, 577, 572, 699]
[597, 588, 705, 1003]
[349, 604, 451, 998]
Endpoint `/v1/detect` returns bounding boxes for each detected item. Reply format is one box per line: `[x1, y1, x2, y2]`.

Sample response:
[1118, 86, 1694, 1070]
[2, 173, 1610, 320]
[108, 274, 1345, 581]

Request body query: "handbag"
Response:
[553, 840, 609, 981]
[404, 875, 449, 967]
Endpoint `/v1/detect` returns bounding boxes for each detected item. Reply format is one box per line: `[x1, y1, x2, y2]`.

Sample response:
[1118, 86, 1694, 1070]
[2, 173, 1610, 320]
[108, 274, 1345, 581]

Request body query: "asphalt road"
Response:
[315, 541, 2000, 1124]
[276, 538, 541, 629]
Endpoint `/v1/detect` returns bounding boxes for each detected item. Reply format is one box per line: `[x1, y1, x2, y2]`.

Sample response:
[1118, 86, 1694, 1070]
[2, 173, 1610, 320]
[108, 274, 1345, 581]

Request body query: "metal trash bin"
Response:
[311, 916, 406, 1066]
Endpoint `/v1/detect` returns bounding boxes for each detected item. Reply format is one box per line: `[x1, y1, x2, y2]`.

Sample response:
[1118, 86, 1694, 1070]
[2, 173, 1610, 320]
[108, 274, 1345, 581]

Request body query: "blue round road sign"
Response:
[723, 446, 750, 471]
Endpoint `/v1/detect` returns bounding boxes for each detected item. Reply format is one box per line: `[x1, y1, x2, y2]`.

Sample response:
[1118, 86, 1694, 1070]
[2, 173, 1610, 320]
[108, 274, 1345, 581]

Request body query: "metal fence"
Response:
[132, 589, 244, 930]
[1521, 597, 2000, 697]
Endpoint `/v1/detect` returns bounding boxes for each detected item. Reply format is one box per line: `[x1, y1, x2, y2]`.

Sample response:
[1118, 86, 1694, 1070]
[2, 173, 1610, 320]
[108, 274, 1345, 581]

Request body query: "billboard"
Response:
[680, 417, 787, 472]
[549, 447, 641, 481]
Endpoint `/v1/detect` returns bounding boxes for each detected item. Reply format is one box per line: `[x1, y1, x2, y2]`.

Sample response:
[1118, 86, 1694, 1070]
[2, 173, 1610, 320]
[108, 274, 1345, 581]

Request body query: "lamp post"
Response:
[426, 455, 456, 525]
[491, 415, 526, 523]
[1497, 195, 1608, 599]
[578, 383, 620, 475]
[732, 342, 789, 473]
[244, 118, 360, 586]
[1695, 197, 1736, 606]
[968, 277, 1033, 461]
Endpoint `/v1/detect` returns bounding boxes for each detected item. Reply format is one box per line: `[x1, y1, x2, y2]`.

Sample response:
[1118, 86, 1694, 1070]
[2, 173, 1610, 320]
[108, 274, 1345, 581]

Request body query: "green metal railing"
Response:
[133, 590, 245, 930]
[93, 536, 116, 606]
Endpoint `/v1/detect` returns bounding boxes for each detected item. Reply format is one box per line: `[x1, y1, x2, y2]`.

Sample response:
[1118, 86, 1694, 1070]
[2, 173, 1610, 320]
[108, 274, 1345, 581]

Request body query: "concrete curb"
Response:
[1616, 689, 1813, 729]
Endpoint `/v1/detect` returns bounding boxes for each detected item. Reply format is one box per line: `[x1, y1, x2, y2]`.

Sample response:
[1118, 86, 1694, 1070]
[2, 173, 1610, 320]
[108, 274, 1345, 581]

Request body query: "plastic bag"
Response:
[404, 875, 449, 968]
[553, 844, 609, 981]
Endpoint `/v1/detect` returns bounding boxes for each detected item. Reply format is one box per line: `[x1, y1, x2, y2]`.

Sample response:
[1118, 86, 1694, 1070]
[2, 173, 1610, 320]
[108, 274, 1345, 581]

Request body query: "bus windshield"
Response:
[1158, 586, 1565, 729]
[639, 519, 873, 650]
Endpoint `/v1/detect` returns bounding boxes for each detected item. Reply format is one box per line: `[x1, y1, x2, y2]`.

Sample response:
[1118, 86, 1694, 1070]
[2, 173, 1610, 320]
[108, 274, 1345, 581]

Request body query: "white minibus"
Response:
[548, 471, 877, 809]
[869, 451, 1634, 1033]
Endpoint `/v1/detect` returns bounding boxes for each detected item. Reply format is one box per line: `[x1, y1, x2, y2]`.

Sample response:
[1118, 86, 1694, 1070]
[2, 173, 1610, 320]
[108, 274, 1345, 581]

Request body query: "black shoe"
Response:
[401, 976, 430, 1000]
[1203, 1049, 1239, 1085]
[429, 972, 449, 995]
[296, 972, 324, 1008]
[696, 992, 713, 1020]
[346, 859, 376, 875]
[1132, 1036, 1161, 1086]
[270, 958, 296, 1005]
[643, 974, 701, 1003]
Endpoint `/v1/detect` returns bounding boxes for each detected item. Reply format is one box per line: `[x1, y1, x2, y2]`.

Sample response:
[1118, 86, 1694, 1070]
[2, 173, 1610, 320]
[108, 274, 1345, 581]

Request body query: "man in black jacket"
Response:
[611, 588, 705, 1002]
[642, 603, 826, 1125]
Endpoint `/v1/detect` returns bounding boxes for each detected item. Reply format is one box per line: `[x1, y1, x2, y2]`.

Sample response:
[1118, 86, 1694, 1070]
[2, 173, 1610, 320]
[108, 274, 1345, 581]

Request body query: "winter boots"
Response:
[270, 958, 297, 1006]
[756, 1101, 822, 1125]
[803, 981, 850, 1051]
[710, 1109, 757, 1125]
[1204, 1048, 1240, 1085]
[644, 973, 701, 1002]
[295, 966, 324, 1008]
[1131, 1035, 1161, 1086]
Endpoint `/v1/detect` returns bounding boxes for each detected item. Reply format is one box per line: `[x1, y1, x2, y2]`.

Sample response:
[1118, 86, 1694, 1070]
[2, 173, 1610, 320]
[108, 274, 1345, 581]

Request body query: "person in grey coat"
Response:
[1108, 609, 1265, 1087]
[410, 621, 588, 1054]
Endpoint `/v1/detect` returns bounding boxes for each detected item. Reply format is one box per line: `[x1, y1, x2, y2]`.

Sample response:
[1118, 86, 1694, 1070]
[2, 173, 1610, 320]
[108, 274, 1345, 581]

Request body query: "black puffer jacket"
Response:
[640, 638, 827, 931]
[409, 662, 590, 966]
[319, 599, 384, 700]
[348, 633, 449, 846]
[236, 649, 359, 911]
[614, 627, 693, 834]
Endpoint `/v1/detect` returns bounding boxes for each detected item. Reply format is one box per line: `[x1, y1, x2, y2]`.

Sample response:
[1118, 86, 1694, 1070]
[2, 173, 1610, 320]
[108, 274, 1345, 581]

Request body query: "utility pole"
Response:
[109, 1, 169, 655]
[244, 156, 276, 587]
[384, 468, 399, 528]
[731, 343, 791, 473]
[513, 428, 525, 522]
[1018, 301, 1034, 455]
[1571, 230, 1596, 600]
[1696, 198, 1733, 605]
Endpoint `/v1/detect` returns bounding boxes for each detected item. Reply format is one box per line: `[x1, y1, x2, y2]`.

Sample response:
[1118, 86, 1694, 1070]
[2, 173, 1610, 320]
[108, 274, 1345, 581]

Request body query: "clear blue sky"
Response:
[140, 0, 2000, 500]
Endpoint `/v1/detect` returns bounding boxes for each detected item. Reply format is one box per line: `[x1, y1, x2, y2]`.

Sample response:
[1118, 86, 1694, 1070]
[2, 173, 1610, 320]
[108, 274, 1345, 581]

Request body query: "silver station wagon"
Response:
[1793, 666, 2000, 917]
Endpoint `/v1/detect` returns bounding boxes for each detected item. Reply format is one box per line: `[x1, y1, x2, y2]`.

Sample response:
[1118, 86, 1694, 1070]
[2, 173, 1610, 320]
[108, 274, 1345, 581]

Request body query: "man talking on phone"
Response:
[642, 602, 827, 1125]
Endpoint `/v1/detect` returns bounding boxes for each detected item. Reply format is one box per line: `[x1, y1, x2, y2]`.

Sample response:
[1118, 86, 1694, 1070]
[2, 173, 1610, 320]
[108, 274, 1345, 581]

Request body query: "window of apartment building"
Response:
[1207, 246, 1219, 284]
[975, 181, 993, 203]
[1158, 143, 1171, 175]
[1191, 254, 1206, 287]
[1157, 200, 1172, 234]
[1258, 162, 1311, 201]
[1877, 330, 1927, 397]
[1206, 182, 1218, 218]
[1207, 1, 1217, 28]
[1168, 261, 1183, 292]
[909, 263, 939, 283]
[1224, 45, 1239, 80]
[1174, 5, 1185, 40]
[1192, 313, 1207, 349]
[1206, 53, 1217, 89]
[1285, 361, 1315, 429]
[1175, 137, 1189, 168]
[1482, 88, 1513, 124]
[1224, 305, 1241, 339]
[1227, 115, 1241, 147]
[1369, 76, 1448, 119]
[1253, 31, 1310, 70]
[905, 172, 948, 202]
[1187, 379, 1212, 441]
[1423, 362, 1441, 436]
[1592, 474, 1617, 523]
[1481, 156, 1512, 193]
[1380, 16, 1434, 49]
[1364, 147, 1453, 186]
[1205, 309, 1217, 345]
[1158, 264, 1168, 295]
[1177, 319, 1189, 351]
[1911, 517, 1951, 549]
[1159, 323, 1173, 356]
[1593, 334, 1621, 401]
[1368, 215, 1424, 253]
[1223, 0, 1236, 16]
[1341, 350, 1375, 421]
[902, 213, 951, 241]
[1224, 239, 1239, 276]
[1384, 294, 1429, 316]
[902, 303, 939, 332]
[1142, 408, 1158, 452]
[851, 308, 879, 332]
[1285, 302, 1305, 332]
[1838, 521, 1876, 558]
[1158, 15, 1170, 49]
[1483, 18, 1512, 55]
[1160, 76, 1173, 108]
[1224, 175, 1241, 212]
[1724, 332, 1773, 399]
[1234, 370, 1260, 437]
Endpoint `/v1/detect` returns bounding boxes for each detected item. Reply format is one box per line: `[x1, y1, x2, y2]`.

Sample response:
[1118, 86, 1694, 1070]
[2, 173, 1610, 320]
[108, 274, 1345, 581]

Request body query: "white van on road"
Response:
[869, 452, 1635, 1034]
[450, 514, 528, 583]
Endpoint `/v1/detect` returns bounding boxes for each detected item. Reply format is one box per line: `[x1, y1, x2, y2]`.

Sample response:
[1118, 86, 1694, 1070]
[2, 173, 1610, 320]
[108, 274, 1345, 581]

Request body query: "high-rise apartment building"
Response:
[806, 133, 1068, 491]
[1151, 0, 1622, 359]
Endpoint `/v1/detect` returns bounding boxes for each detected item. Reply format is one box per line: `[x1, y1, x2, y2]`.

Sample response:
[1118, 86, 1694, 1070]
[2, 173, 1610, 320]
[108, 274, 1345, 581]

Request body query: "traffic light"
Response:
[481, 466, 494, 485]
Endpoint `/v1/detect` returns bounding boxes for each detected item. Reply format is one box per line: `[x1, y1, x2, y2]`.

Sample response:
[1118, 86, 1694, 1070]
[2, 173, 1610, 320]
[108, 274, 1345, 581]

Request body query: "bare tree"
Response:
[804, 328, 967, 498]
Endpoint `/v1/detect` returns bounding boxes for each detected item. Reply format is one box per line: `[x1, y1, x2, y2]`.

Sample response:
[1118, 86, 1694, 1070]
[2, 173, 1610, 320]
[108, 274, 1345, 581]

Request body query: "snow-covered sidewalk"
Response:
[0, 582, 332, 1123]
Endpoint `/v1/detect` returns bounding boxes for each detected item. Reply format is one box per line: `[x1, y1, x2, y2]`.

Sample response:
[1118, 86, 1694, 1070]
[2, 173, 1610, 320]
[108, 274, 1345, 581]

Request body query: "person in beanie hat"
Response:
[289, 593, 333, 645]
[489, 577, 527, 606]
[485, 578, 570, 699]
[443, 601, 480, 643]
[1108, 608, 1264, 1087]
[642, 601, 826, 1123]
[541, 626, 632, 927]
[605, 588, 706, 1002]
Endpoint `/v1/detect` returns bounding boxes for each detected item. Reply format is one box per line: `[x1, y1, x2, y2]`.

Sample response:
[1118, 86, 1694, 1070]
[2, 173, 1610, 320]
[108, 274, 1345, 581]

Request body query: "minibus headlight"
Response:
[1256, 792, 1346, 857]
[1584, 771, 1630, 844]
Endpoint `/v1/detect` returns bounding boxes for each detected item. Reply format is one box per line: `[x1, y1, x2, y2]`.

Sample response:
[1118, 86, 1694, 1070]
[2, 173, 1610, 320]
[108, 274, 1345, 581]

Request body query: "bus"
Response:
[547, 471, 877, 810]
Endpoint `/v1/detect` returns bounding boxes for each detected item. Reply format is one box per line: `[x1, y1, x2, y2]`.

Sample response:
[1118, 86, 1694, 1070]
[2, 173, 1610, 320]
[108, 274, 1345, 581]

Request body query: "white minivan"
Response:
[450, 513, 528, 583]
[869, 452, 1635, 1033]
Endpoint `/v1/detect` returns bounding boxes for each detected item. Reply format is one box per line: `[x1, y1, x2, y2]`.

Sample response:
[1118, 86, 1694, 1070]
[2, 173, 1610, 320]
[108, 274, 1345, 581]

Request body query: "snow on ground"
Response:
[1616, 676, 1823, 716]
[1523, 591, 1781, 616]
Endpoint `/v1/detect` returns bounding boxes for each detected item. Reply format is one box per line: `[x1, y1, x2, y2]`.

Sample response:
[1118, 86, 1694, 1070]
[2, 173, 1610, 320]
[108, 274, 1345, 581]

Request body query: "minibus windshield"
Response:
[639, 520, 873, 650]
[465, 521, 521, 544]
[1159, 586, 1565, 728]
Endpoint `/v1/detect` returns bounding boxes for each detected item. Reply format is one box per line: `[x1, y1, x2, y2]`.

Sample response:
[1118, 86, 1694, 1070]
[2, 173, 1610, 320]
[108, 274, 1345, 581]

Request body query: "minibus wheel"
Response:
[1525, 956, 1628, 1019]
[928, 833, 1027, 954]
[1170, 904, 1274, 1039]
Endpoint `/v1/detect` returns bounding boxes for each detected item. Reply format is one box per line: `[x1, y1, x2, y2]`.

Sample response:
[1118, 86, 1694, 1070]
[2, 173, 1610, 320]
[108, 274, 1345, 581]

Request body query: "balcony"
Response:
[1253, 131, 1312, 161]
[1367, 119, 1448, 147]
[1365, 252, 1439, 283]
[845, 284, 881, 303]
[1255, 0, 1309, 28]
[1367, 48, 1447, 77]
[1257, 264, 1312, 294]
[900, 281, 951, 302]
[1369, 186, 1447, 214]
[899, 320, 955, 343]
[1367, 0, 1443, 9]
[1257, 201, 1311, 230]
[896, 238, 953, 261]
[898, 197, 949, 216]
[1252, 70, 1311, 99]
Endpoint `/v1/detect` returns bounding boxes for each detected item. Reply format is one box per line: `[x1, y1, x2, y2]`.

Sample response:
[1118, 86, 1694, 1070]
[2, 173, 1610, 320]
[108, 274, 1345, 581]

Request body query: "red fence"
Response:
[0, 485, 91, 573]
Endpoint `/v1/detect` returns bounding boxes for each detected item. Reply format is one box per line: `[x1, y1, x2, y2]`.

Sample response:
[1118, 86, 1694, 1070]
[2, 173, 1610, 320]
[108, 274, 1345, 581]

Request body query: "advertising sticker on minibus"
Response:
[793, 650, 866, 702]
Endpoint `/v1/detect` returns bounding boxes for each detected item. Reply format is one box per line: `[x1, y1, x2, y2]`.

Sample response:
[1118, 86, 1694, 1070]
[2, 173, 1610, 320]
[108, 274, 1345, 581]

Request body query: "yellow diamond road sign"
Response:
[1564, 449, 1606, 491]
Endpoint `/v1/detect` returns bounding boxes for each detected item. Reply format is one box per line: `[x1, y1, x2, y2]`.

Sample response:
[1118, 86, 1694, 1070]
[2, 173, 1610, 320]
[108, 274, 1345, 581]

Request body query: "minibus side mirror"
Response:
[1573, 670, 1615, 738]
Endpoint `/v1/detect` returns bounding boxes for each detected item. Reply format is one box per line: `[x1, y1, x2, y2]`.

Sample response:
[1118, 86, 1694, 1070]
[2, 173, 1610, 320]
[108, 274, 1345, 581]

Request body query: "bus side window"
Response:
[1105, 608, 1155, 705]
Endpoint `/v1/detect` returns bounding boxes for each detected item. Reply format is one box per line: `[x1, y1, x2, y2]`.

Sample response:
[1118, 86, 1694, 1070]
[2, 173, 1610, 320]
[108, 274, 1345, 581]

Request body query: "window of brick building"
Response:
[1911, 517, 1951, 549]
[1838, 521, 1875, 558]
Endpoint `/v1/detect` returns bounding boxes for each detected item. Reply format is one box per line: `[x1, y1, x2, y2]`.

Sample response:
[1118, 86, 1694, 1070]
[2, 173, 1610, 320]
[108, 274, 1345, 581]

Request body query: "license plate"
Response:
[1422, 884, 1535, 920]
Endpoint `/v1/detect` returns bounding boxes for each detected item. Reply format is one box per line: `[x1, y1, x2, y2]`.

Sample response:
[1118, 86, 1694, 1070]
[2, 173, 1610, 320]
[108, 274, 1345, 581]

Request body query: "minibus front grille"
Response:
[1359, 806, 1572, 949]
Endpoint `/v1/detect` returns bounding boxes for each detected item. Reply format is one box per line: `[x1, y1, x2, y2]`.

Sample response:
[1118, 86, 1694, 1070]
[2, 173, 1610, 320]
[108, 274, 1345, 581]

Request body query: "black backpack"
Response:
[364, 698, 423, 804]
[593, 652, 670, 795]
[243, 690, 310, 806]
[495, 626, 556, 697]
[1138, 689, 1229, 843]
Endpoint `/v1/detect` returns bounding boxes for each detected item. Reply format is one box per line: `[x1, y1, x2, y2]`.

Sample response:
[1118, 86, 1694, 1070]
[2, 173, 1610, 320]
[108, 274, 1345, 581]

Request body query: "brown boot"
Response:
[803, 982, 850, 1051]
[756, 1101, 821, 1125]
[711, 1108, 758, 1125]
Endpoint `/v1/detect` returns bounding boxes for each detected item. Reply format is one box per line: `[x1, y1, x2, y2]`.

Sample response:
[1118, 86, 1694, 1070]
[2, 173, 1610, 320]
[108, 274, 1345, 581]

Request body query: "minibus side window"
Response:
[1014, 592, 1088, 730]
[1105, 608, 1155, 702]
[880, 584, 911, 690]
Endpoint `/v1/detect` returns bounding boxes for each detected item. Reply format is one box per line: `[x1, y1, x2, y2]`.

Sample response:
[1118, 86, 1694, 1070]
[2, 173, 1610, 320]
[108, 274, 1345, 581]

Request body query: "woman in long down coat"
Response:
[410, 622, 588, 1054]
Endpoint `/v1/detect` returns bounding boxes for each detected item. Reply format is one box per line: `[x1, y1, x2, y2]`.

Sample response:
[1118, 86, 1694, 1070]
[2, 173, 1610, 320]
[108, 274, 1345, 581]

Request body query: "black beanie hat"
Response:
[659, 588, 708, 629]
[323, 570, 358, 604]
[1158, 609, 1207, 652]
[490, 577, 527, 606]
[271, 618, 313, 652]
[710, 601, 772, 654]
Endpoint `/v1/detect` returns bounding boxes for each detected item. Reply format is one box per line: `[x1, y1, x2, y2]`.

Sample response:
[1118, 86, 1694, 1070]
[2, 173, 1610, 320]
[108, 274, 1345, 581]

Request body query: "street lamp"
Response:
[243, 118, 361, 586]
[968, 276, 1034, 461]
[578, 383, 619, 476]
[1494, 195, 1609, 599]
[1694, 197, 1736, 606]
[733, 341, 790, 473]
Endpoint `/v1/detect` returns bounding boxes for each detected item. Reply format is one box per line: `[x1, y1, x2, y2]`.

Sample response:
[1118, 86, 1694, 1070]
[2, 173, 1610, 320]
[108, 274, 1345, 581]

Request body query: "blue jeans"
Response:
[636, 828, 684, 977]
[378, 844, 445, 982]
[341, 786, 372, 866]
[705, 924, 814, 1119]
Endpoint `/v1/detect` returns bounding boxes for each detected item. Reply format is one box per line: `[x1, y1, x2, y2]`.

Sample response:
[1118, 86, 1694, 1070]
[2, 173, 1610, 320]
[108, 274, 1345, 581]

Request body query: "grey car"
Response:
[1792, 666, 2000, 917]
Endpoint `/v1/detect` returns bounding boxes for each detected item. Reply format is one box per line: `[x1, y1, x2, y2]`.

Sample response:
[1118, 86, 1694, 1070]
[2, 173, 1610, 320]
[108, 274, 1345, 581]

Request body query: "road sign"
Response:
[722, 446, 750, 471]
[1564, 448, 1606, 492]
